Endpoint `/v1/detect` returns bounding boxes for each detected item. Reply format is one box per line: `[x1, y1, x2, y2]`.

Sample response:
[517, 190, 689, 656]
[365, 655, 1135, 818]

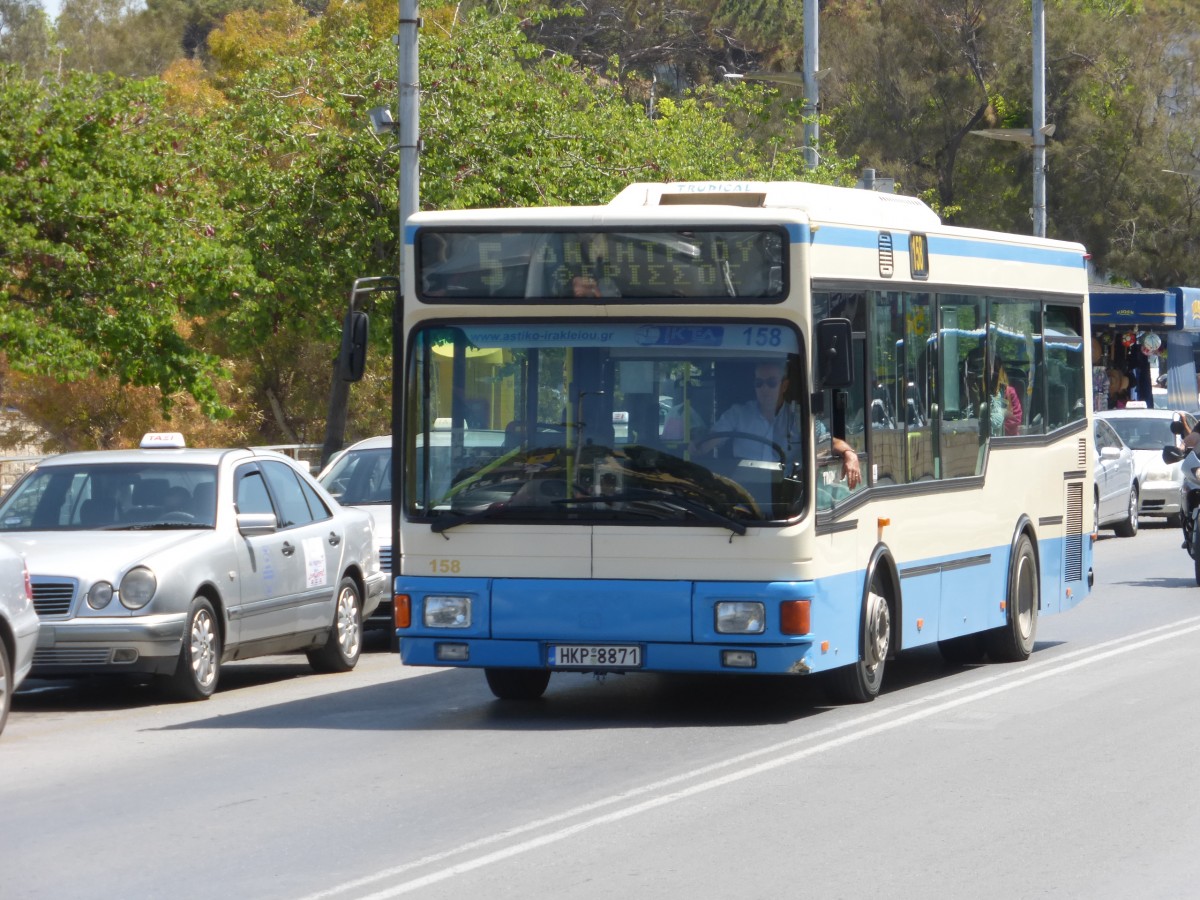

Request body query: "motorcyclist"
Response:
[1180, 424, 1200, 550]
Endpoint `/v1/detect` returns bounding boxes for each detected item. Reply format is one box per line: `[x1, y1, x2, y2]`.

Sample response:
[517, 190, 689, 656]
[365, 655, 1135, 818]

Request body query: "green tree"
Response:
[0, 66, 260, 420]
[55, 0, 185, 77]
[173, 1, 854, 442]
[0, 0, 51, 75]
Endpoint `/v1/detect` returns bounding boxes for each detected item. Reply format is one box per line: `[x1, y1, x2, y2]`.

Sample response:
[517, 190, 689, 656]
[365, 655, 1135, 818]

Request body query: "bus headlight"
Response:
[715, 601, 765, 634]
[119, 567, 157, 610]
[424, 595, 472, 628]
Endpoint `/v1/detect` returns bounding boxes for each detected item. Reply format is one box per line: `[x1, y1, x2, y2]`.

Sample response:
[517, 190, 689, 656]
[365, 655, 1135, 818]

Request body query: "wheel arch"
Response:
[0, 617, 14, 673]
[340, 564, 366, 602]
[1009, 515, 1041, 610]
[863, 543, 901, 656]
[192, 583, 227, 645]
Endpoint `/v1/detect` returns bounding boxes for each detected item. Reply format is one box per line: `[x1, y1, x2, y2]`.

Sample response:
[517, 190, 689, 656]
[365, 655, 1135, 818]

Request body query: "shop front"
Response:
[1089, 286, 1200, 412]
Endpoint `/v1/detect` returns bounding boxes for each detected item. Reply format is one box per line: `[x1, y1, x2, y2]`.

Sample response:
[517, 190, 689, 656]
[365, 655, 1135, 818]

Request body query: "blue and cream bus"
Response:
[391, 180, 1093, 701]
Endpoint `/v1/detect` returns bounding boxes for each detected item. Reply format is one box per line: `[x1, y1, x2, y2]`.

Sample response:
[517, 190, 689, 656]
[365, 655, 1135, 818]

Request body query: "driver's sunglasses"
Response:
[754, 376, 782, 389]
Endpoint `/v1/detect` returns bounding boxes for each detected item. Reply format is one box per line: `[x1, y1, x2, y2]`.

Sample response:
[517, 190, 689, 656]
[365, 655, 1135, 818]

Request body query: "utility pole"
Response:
[969, 0, 1052, 238]
[392, 0, 421, 592]
[398, 0, 420, 275]
[803, 0, 819, 170]
[1031, 0, 1047, 238]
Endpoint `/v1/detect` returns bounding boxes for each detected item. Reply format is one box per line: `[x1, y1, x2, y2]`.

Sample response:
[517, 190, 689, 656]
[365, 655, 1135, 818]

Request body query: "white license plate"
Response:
[549, 644, 642, 668]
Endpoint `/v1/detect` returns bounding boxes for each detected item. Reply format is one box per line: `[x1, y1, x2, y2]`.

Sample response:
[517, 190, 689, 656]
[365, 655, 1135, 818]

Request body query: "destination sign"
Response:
[416, 228, 787, 302]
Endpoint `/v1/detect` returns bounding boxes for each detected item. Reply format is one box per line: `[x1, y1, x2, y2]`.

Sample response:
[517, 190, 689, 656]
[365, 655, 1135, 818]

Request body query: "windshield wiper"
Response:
[557, 491, 747, 536]
[429, 504, 558, 535]
[116, 523, 210, 530]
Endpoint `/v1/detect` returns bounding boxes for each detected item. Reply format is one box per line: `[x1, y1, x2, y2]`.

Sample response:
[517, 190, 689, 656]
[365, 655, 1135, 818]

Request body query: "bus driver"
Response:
[694, 361, 861, 489]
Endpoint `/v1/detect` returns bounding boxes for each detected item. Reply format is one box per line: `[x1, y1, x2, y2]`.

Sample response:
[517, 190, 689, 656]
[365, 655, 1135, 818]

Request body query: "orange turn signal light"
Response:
[394, 594, 412, 629]
[780, 599, 811, 635]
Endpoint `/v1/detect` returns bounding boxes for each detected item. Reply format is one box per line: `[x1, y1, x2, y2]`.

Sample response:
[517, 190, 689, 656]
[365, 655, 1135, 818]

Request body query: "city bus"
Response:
[391, 180, 1093, 702]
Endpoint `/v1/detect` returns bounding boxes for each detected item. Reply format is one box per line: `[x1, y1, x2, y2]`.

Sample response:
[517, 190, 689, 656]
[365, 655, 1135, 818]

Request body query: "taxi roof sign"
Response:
[140, 432, 187, 449]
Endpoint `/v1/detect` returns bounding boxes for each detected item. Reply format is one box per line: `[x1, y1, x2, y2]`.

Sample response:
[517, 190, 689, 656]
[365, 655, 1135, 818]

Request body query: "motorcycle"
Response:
[1163, 419, 1200, 585]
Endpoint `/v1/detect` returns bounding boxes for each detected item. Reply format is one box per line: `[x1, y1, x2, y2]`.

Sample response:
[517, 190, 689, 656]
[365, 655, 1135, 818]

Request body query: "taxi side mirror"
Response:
[237, 512, 279, 536]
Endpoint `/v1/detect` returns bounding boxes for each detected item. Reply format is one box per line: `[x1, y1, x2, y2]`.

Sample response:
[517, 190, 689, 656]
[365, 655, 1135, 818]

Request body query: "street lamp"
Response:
[723, 70, 820, 170]
[722, 0, 820, 170]
[969, 0, 1049, 237]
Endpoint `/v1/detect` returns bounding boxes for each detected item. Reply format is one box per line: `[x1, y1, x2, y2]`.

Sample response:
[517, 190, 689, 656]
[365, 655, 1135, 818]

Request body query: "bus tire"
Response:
[485, 668, 550, 701]
[830, 587, 891, 703]
[986, 533, 1038, 662]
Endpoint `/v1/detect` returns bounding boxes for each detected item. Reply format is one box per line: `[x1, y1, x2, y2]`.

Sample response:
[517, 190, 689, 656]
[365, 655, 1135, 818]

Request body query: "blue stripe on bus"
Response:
[811, 225, 1083, 269]
[395, 530, 1087, 676]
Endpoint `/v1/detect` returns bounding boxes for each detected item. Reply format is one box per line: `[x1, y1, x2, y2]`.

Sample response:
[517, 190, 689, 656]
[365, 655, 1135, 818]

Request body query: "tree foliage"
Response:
[3, 0, 1200, 451]
[0, 67, 259, 421]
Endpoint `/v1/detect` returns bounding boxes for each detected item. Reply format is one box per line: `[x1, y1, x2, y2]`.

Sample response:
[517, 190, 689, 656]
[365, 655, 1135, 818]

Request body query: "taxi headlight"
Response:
[87, 581, 114, 610]
[1145, 469, 1173, 481]
[715, 601, 766, 634]
[424, 595, 471, 629]
[119, 567, 157, 610]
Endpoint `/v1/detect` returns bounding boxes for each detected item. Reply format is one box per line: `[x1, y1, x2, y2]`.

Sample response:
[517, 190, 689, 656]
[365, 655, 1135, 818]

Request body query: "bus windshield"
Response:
[406, 321, 809, 526]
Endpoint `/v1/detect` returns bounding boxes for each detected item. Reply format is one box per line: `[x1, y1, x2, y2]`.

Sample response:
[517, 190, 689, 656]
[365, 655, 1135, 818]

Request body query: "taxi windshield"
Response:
[0, 462, 218, 531]
[1105, 416, 1179, 451]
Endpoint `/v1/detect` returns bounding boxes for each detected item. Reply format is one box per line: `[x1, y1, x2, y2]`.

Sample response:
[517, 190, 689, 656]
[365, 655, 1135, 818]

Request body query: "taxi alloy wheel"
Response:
[166, 596, 221, 701]
[308, 577, 362, 673]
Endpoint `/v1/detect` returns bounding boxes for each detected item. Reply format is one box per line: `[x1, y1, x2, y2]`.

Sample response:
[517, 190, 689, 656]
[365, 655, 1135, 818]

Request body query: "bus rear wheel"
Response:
[986, 533, 1039, 662]
[485, 667, 550, 701]
[830, 588, 890, 703]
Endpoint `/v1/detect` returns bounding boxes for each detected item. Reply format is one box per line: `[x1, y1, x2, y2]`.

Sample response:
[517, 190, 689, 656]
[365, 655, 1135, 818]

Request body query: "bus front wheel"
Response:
[485, 667, 551, 701]
[830, 588, 891, 703]
[986, 533, 1039, 662]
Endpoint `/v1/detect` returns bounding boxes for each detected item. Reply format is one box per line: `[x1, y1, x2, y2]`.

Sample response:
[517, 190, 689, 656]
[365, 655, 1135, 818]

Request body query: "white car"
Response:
[318, 430, 506, 622]
[0, 434, 387, 700]
[1096, 409, 1197, 525]
[318, 435, 394, 624]
[1093, 417, 1138, 536]
[0, 541, 37, 736]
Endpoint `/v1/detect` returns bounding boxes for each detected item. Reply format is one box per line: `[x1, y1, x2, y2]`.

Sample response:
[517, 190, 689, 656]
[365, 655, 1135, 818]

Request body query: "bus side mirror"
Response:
[815, 318, 853, 389]
[337, 310, 369, 382]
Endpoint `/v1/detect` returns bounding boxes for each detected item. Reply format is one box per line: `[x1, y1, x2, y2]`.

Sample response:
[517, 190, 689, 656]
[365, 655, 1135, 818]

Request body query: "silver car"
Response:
[1093, 417, 1138, 537]
[1096, 408, 1198, 525]
[0, 434, 387, 700]
[0, 541, 37, 735]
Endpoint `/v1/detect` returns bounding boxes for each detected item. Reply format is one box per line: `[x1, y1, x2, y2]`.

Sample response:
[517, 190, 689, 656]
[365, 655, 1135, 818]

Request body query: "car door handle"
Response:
[327, 531, 341, 547]
[281, 541, 295, 557]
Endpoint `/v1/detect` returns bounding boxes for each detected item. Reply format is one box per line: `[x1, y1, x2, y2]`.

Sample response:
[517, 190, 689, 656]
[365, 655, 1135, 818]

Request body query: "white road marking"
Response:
[300, 616, 1200, 900]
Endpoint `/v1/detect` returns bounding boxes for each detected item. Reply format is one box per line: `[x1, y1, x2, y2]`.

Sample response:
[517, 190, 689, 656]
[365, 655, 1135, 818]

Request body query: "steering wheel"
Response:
[160, 511, 196, 523]
[703, 430, 786, 466]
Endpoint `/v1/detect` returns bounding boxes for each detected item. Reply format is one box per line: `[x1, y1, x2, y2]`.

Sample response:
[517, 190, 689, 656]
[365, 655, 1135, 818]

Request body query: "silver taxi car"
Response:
[0, 433, 387, 700]
[0, 540, 37, 735]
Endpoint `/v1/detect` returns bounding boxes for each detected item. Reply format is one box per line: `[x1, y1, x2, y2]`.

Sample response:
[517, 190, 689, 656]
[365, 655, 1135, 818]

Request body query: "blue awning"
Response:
[1089, 287, 1177, 329]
